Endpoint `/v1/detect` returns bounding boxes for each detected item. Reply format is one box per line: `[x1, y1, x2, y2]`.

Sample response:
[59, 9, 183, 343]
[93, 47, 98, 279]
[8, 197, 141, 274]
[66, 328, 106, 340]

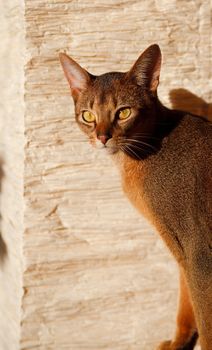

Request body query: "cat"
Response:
[59, 44, 212, 350]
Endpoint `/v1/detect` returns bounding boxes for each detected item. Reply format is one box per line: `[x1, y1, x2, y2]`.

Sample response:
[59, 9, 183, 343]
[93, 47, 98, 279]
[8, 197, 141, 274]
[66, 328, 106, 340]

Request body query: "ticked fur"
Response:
[59, 44, 212, 350]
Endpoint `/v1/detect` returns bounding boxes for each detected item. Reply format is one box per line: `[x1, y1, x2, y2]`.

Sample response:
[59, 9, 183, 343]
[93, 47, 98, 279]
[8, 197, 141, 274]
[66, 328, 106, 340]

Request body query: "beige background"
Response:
[1, 0, 211, 349]
[0, 1, 24, 349]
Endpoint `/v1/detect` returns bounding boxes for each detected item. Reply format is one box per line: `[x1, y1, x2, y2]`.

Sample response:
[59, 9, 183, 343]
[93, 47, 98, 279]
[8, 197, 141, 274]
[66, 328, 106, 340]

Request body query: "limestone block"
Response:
[0, 1, 25, 350]
[23, 1, 211, 349]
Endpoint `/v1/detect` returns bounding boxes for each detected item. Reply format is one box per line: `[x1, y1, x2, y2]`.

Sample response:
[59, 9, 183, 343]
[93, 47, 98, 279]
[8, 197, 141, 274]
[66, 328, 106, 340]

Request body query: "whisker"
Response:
[123, 142, 145, 152]
[121, 141, 156, 158]
[128, 143, 154, 155]
[123, 142, 152, 159]
[132, 133, 160, 141]
[123, 138, 158, 152]
[122, 143, 142, 160]
[119, 141, 145, 152]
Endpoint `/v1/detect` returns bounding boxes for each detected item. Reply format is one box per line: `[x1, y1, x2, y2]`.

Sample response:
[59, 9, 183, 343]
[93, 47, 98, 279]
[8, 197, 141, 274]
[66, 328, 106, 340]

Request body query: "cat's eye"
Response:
[82, 110, 96, 123]
[118, 108, 131, 120]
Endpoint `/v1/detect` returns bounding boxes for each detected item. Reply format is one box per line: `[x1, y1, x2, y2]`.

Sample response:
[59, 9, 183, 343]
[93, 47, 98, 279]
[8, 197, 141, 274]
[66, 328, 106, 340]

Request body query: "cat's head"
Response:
[59, 44, 161, 159]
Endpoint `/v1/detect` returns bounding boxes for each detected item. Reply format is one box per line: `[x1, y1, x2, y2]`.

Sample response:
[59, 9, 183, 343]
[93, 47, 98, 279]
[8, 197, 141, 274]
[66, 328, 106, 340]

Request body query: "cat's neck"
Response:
[116, 99, 184, 166]
[112, 101, 185, 201]
[153, 98, 185, 132]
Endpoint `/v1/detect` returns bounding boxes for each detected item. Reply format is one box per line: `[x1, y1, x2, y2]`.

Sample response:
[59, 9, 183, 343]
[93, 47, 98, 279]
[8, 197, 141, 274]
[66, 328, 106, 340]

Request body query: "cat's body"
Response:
[121, 113, 211, 263]
[59, 45, 212, 350]
[121, 113, 212, 349]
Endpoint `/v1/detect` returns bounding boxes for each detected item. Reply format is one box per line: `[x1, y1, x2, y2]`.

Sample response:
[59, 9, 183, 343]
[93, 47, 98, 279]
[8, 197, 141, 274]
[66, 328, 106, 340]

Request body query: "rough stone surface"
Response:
[0, 1, 25, 350]
[1, 0, 211, 349]
[23, 1, 212, 349]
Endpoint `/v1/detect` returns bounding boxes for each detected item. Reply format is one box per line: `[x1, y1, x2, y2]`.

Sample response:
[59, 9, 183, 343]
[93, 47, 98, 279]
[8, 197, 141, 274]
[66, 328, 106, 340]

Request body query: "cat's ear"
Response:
[59, 53, 91, 99]
[128, 44, 161, 93]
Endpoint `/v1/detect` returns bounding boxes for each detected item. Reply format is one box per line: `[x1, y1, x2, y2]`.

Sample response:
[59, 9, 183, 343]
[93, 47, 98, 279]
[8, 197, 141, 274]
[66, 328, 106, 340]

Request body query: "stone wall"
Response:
[0, 0, 211, 349]
[0, 1, 25, 350]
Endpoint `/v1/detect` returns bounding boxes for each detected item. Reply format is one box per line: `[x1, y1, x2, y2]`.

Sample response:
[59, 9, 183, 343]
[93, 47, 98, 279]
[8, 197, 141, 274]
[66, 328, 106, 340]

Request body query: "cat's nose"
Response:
[97, 134, 110, 145]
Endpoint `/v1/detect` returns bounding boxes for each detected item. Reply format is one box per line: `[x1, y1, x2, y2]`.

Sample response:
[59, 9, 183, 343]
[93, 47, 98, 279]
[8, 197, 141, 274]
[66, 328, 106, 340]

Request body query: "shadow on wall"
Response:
[169, 88, 212, 121]
[0, 158, 7, 264]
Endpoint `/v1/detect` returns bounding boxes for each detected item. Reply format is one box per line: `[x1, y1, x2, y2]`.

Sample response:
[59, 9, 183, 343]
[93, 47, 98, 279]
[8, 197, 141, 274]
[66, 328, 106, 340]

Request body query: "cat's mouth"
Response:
[91, 135, 159, 160]
[105, 138, 119, 154]
[92, 137, 119, 154]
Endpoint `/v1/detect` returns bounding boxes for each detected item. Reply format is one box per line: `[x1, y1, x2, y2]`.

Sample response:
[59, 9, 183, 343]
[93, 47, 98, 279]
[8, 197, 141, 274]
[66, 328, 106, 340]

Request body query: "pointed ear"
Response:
[59, 53, 91, 98]
[128, 44, 162, 93]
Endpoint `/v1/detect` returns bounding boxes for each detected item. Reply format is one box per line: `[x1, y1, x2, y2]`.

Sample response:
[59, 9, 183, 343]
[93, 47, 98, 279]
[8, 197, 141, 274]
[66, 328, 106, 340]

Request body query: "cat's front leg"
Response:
[185, 247, 212, 350]
[157, 266, 198, 350]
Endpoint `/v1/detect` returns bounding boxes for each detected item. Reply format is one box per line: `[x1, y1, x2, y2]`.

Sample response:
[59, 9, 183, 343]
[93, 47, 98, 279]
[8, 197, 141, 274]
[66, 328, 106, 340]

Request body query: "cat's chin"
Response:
[106, 146, 119, 155]
[105, 139, 119, 155]
[92, 138, 119, 155]
[95, 145, 119, 155]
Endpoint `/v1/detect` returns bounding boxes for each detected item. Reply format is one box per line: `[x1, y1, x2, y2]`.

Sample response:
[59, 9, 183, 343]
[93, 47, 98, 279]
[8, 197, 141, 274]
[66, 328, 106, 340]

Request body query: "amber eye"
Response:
[82, 110, 96, 123]
[118, 108, 131, 120]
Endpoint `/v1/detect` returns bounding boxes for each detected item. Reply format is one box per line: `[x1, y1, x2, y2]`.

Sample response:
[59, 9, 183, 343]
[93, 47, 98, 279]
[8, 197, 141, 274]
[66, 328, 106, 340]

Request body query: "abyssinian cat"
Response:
[59, 44, 212, 350]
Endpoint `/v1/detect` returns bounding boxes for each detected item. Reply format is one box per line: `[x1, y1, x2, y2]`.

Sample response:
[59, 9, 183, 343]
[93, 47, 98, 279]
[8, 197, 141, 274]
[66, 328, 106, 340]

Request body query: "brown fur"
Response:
[59, 45, 212, 349]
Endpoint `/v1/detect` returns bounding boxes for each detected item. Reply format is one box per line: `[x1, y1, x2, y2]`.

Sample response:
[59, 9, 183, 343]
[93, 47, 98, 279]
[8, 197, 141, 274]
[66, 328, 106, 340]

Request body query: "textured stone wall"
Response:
[22, 1, 211, 349]
[0, 0, 211, 349]
[0, 1, 25, 350]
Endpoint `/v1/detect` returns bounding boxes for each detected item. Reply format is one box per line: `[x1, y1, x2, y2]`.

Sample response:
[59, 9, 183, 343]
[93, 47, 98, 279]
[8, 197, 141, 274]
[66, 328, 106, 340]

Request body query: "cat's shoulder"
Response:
[176, 112, 212, 139]
[181, 112, 211, 127]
